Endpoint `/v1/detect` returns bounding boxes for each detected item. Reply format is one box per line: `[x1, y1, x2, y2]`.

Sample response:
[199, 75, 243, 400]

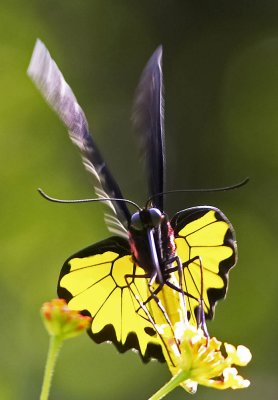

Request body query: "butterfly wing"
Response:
[28, 39, 131, 237]
[57, 236, 173, 362]
[133, 46, 165, 210]
[171, 206, 237, 324]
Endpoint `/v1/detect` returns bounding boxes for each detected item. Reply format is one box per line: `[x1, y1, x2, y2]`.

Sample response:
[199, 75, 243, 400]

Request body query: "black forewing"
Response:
[28, 39, 131, 237]
[133, 46, 165, 210]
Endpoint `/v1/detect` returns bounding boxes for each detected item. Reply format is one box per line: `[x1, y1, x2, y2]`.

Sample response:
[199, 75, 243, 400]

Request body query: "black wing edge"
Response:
[27, 39, 131, 237]
[89, 325, 165, 363]
[133, 46, 165, 210]
[171, 206, 237, 320]
[57, 236, 165, 363]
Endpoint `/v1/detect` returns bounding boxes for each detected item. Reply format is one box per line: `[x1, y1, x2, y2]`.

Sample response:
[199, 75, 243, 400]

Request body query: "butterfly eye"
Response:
[130, 212, 144, 230]
[149, 208, 162, 227]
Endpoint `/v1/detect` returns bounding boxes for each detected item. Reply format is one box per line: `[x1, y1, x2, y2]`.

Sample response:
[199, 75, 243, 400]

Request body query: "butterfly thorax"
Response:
[128, 208, 176, 280]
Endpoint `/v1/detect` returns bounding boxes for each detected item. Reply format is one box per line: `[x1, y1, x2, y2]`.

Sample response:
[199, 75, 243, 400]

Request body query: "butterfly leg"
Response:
[162, 255, 187, 323]
[125, 270, 181, 329]
[182, 255, 209, 337]
[165, 256, 201, 300]
[194, 257, 209, 337]
[124, 271, 173, 327]
[165, 255, 209, 336]
[141, 277, 184, 353]
[124, 272, 178, 366]
[124, 271, 159, 324]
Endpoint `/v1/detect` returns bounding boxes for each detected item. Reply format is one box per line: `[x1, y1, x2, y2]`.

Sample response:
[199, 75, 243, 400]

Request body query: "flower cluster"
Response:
[150, 322, 251, 399]
[167, 322, 251, 393]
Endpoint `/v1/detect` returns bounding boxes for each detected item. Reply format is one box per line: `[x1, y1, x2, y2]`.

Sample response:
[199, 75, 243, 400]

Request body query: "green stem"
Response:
[149, 370, 190, 400]
[40, 335, 63, 400]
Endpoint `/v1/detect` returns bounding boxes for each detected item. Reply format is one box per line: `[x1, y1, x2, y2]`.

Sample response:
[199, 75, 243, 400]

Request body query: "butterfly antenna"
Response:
[145, 177, 249, 208]
[38, 188, 141, 212]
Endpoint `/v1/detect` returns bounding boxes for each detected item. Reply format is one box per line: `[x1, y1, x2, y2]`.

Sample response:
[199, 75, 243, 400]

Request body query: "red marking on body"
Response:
[128, 232, 139, 261]
[166, 220, 176, 255]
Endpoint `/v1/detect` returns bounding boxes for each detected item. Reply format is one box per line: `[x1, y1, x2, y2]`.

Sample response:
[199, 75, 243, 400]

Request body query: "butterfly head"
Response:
[130, 208, 162, 231]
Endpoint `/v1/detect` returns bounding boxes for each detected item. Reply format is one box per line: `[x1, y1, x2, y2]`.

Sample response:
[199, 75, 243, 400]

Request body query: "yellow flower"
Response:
[149, 322, 251, 399]
[41, 299, 91, 340]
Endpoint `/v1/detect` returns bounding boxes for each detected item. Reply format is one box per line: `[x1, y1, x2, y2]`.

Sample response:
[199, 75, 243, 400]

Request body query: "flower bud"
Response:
[41, 299, 91, 340]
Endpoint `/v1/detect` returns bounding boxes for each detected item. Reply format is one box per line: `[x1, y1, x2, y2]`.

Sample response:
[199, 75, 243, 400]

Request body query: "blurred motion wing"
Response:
[133, 46, 165, 210]
[28, 39, 131, 237]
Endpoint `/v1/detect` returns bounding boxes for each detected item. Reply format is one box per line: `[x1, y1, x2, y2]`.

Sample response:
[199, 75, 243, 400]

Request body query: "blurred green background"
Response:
[1, 1, 278, 399]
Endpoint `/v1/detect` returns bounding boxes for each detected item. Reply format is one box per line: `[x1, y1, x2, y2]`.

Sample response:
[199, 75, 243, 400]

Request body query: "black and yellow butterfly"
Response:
[28, 40, 236, 363]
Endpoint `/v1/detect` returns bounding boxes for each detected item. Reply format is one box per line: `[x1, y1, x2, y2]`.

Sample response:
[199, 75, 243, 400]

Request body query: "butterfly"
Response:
[28, 39, 237, 364]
